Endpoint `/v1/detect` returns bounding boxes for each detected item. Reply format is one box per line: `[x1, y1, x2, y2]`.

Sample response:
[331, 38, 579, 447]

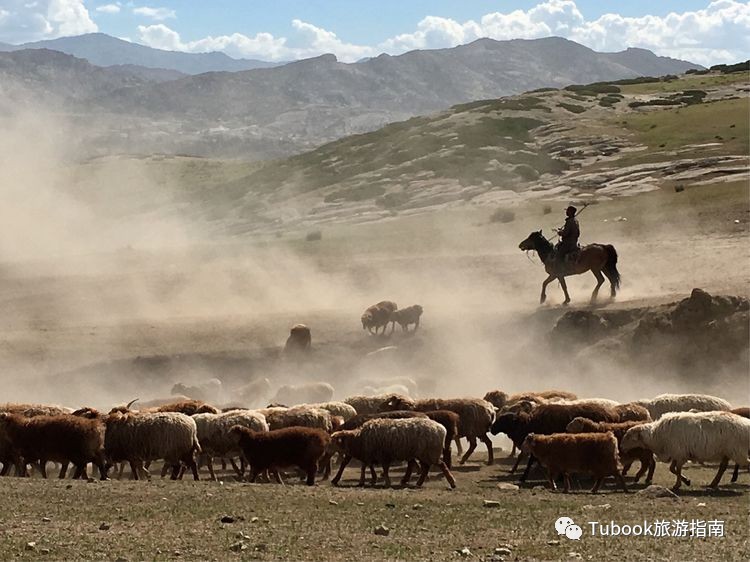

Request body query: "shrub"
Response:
[558, 102, 586, 114]
[305, 230, 322, 242]
[490, 208, 516, 224]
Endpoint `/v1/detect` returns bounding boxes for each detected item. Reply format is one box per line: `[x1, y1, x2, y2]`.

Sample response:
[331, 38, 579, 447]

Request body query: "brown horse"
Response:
[519, 230, 620, 305]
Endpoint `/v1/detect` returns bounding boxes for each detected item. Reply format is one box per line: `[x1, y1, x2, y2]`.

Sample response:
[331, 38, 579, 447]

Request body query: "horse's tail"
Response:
[603, 244, 621, 290]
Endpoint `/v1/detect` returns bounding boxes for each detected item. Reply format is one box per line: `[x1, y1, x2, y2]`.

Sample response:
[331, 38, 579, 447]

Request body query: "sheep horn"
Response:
[125, 398, 139, 409]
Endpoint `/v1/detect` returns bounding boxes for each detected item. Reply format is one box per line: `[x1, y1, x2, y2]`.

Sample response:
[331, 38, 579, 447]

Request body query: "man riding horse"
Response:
[555, 205, 580, 271]
[519, 204, 620, 305]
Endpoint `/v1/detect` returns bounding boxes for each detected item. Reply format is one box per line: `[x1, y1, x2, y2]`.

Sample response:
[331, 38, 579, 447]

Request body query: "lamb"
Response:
[230, 426, 330, 485]
[344, 393, 405, 415]
[330, 417, 456, 488]
[491, 402, 620, 481]
[521, 432, 628, 493]
[620, 411, 750, 491]
[171, 378, 223, 404]
[104, 411, 201, 480]
[565, 417, 656, 484]
[0, 413, 107, 480]
[390, 305, 423, 332]
[299, 402, 357, 422]
[633, 393, 732, 420]
[192, 410, 268, 480]
[361, 301, 398, 335]
[270, 382, 334, 406]
[380, 396, 495, 465]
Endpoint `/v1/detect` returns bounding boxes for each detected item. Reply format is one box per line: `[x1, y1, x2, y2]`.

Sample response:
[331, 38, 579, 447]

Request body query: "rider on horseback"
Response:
[555, 205, 580, 268]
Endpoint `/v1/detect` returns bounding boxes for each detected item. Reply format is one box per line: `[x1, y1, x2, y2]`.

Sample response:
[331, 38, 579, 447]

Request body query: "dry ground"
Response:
[0, 453, 747, 561]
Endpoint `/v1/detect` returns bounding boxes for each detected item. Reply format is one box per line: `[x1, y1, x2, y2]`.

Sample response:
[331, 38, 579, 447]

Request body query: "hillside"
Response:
[0, 37, 700, 159]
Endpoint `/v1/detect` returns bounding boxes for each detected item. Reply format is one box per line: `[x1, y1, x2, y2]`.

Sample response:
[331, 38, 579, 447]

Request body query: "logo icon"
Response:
[555, 517, 583, 540]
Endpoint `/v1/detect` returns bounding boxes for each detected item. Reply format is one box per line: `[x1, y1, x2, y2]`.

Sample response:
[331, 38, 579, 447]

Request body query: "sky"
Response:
[0, 1, 748, 65]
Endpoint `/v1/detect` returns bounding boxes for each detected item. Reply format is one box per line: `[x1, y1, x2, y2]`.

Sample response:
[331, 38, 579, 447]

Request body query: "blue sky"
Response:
[1, 1, 748, 65]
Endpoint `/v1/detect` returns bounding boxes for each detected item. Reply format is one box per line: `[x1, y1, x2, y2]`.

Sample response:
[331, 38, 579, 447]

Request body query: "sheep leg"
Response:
[590, 477, 604, 494]
[481, 434, 494, 465]
[730, 463, 740, 483]
[38, 460, 48, 479]
[160, 462, 171, 479]
[519, 455, 536, 483]
[510, 451, 526, 474]
[229, 458, 244, 479]
[71, 465, 86, 480]
[400, 460, 416, 486]
[248, 467, 261, 483]
[645, 457, 656, 485]
[358, 465, 367, 487]
[415, 461, 430, 488]
[438, 460, 457, 489]
[509, 444, 517, 458]
[206, 457, 217, 481]
[58, 463, 69, 479]
[330, 454, 351, 486]
[183, 455, 200, 481]
[95, 454, 108, 481]
[615, 471, 629, 493]
[459, 437, 477, 464]
[621, 460, 632, 477]
[669, 461, 686, 491]
[708, 457, 729, 489]
[305, 464, 317, 486]
[442, 443, 452, 468]
[369, 464, 378, 486]
[381, 463, 392, 488]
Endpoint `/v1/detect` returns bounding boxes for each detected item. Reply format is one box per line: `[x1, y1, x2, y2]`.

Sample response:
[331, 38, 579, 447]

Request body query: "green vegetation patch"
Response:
[565, 83, 622, 94]
[558, 102, 587, 114]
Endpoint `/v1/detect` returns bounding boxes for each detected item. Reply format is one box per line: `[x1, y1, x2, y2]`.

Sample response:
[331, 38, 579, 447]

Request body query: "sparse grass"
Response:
[0, 459, 746, 561]
[618, 72, 748, 94]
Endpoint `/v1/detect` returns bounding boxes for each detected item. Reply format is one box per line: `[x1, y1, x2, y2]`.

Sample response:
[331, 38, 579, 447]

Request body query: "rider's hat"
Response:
[566, 205, 577, 215]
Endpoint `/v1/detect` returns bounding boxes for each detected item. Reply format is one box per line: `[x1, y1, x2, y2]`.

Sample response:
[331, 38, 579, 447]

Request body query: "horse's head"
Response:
[519, 230, 545, 251]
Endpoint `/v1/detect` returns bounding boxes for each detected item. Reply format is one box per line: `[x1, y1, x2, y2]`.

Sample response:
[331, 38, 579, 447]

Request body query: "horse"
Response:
[519, 230, 620, 305]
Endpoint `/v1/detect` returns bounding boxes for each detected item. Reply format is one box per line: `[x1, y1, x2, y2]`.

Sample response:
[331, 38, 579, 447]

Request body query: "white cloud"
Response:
[134, 1, 749, 66]
[0, 0, 97, 43]
[95, 3, 121, 14]
[133, 6, 175, 21]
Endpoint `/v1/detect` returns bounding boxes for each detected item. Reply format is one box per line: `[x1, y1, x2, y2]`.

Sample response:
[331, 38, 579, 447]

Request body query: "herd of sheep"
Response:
[0, 385, 748, 494]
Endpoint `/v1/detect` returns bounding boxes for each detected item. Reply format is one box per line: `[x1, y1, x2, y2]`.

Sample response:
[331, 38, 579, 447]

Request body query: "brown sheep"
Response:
[522, 432, 628, 493]
[613, 403, 652, 422]
[483, 390, 578, 411]
[380, 396, 494, 465]
[0, 403, 71, 417]
[565, 417, 656, 484]
[230, 426, 330, 486]
[284, 324, 312, 354]
[390, 305, 423, 332]
[0, 413, 107, 480]
[361, 301, 398, 335]
[491, 402, 619, 481]
[110, 399, 219, 416]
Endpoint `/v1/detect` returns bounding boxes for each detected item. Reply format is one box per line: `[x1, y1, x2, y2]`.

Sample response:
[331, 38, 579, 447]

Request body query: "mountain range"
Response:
[0, 34, 701, 159]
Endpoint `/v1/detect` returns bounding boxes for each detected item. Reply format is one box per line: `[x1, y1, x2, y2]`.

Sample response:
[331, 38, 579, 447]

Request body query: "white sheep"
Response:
[633, 393, 732, 420]
[621, 411, 750, 491]
[270, 382, 334, 406]
[299, 402, 357, 422]
[344, 393, 406, 415]
[331, 417, 456, 488]
[192, 410, 268, 480]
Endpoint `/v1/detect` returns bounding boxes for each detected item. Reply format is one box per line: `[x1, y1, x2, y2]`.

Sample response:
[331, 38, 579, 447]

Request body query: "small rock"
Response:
[40, 548, 50, 555]
[328, 500, 338, 506]
[697, 502, 707, 507]
[569, 552, 582, 559]
[65, 484, 73, 490]
[254, 543, 268, 552]
[374, 525, 390, 536]
[41, 517, 51, 523]
[483, 500, 502, 508]
[404, 514, 410, 519]
[250, 517, 259, 523]
[412, 503, 423, 510]
[385, 503, 396, 508]
[496, 483, 519, 491]
[582, 503, 610, 510]
[457, 547, 472, 557]
[734, 219, 740, 224]
[236, 532, 250, 540]
[114, 558, 128, 562]
[229, 541, 247, 552]
[356, 502, 364, 506]
[495, 547, 512, 556]
[173, 551, 181, 557]
[98, 522, 111, 531]
[547, 540, 560, 546]
[220, 515, 236, 524]
[25, 543, 36, 551]
[636, 485, 679, 499]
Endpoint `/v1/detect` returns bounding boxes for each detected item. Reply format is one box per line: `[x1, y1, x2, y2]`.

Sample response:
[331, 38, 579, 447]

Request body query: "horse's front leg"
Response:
[540, 274, 555, 304]
[559, 276, 571, 305]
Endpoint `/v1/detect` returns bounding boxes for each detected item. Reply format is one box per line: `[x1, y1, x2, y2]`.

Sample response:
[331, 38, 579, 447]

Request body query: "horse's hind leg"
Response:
[559, 277, 571, 305]
[540, 274, 555, 304]
[603, 269, 618, 298]
[591, 270, 605, 303]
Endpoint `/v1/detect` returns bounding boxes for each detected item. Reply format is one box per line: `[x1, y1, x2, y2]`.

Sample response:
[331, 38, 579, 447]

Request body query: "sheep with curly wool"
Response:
[192, 410, 268, 480]
[330, 417, 456, 488]
[299, 401, 357, 422]
[262, 406, 333, 433]
[620, 411, 750, 491]
[633, 393, 731, 420]
[344, 393, 407, 415]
